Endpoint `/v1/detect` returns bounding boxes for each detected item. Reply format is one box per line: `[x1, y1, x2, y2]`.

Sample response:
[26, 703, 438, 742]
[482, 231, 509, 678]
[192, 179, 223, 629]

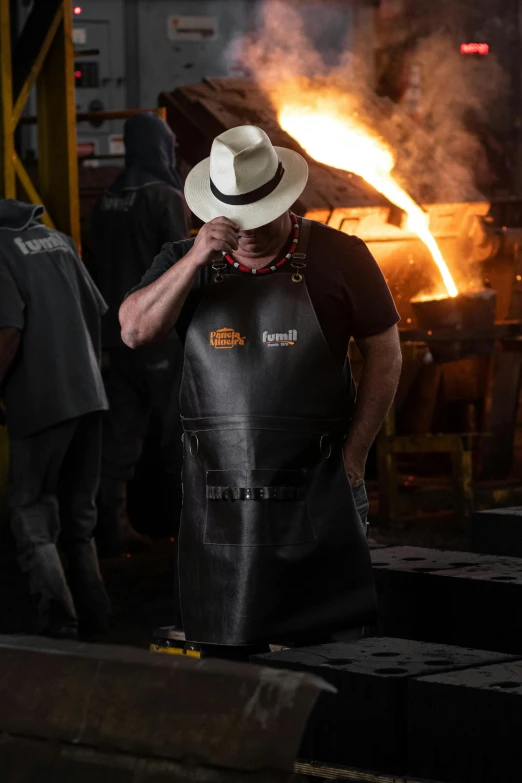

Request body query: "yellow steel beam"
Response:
[19, 107, 168, 126]
[37, 0, 80, 248]
[0, 0, 15, 198]
[452, 448, 474, 520]
[376, 403, 476, 525]
[11, 4, 63, 128]
[386, 434, 467, 455]
[13, 153, 55, 230]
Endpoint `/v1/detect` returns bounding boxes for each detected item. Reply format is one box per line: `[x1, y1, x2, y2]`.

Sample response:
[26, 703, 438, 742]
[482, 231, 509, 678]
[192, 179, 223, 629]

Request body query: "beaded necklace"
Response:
[222, 213, 299, 276]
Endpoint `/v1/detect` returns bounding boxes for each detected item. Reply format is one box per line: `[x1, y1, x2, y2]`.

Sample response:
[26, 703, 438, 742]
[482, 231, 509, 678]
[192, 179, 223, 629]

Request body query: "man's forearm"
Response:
[343, 326, 402, 485]
[345, 352, 401, 456]
[119, 252, 201, 348]
[120, 217, 240, 349]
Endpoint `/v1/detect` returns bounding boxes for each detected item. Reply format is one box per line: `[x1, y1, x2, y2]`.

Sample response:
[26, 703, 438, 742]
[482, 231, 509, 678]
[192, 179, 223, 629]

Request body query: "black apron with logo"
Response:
[178, 220, 377, 645]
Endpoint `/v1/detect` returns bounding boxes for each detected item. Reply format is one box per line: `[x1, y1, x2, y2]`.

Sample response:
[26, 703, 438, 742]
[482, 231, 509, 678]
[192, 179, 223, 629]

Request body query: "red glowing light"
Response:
[460, 42, 489, 55]
[74, 70, 82, 78]
[73, 6, 82, 15]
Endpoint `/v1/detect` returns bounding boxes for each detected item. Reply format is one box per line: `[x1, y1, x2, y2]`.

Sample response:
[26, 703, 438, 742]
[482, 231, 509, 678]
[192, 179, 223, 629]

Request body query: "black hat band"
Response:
[209, 161, 285, 206]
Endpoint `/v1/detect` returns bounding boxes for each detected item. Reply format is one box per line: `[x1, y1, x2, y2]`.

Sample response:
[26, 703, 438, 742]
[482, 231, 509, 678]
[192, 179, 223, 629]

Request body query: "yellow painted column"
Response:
[37, 0, 80, 248]
[0, 0, 15, 198]
[0, 1, 12, 517]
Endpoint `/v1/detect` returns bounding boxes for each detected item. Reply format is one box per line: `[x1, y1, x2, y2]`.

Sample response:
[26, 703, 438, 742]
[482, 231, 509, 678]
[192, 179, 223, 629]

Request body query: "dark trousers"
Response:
[102, 341, 183, 482]
[100, 341, 183, 623]
[8, 412, 110, 633]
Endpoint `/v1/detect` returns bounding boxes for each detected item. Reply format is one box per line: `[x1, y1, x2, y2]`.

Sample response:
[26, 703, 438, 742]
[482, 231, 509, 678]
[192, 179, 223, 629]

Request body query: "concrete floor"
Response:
[0, 540, 176, 648]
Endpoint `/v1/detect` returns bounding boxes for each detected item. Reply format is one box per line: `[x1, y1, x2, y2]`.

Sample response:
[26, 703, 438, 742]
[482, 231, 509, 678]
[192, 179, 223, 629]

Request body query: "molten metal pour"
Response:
[277, 98, 459, 299]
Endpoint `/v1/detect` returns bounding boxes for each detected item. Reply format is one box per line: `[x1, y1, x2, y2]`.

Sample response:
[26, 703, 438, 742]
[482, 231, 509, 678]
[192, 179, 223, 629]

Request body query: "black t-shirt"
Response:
[0, 224, 108, 439]
[128, 219, 400, 367]
[91, 182, 188, 347]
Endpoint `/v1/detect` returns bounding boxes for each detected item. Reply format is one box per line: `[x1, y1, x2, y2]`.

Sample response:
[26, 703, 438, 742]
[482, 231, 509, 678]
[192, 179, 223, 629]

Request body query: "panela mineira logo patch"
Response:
[210, 328, 246, 349]
[262, 330, 297, 347]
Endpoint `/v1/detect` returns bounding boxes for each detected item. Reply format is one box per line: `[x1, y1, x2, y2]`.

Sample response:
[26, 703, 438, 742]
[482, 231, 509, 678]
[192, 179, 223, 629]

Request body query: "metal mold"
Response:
[410, 288, 497, 361]
[411, 289, 497, 331]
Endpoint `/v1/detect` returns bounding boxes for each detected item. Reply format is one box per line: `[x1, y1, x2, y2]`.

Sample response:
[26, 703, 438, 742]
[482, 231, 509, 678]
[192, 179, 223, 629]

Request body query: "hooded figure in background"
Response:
[92, 112, 189, 566]
[0, 199, 111, 640]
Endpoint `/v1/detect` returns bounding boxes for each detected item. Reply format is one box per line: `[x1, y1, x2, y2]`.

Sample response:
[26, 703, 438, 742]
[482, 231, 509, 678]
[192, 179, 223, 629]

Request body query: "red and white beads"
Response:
[222, 213, 300, 275]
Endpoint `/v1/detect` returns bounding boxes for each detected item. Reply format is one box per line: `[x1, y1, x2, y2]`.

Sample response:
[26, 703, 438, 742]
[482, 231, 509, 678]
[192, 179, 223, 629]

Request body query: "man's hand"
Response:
[120, 218, 240, 349]
[187, 217, 240, 268]
[343, 441, 367, 488]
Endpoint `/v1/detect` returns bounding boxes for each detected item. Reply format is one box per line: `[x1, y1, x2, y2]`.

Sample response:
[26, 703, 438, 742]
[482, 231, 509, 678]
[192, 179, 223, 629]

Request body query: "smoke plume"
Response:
[229, 0, 507, 204]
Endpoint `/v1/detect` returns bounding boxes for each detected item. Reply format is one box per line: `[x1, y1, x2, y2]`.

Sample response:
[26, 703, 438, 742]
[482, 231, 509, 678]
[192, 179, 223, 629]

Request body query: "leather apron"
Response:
[178, 219, 377, 645]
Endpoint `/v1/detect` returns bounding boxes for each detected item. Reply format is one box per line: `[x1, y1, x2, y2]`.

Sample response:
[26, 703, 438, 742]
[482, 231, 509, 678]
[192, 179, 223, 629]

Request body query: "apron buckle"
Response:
[291, 260, 306, 284]
[212, 261, 227, 283]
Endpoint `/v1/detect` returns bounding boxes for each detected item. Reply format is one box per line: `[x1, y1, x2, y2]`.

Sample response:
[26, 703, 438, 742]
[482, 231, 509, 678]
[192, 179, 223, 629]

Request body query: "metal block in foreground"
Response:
[372, 546, 522, 653]
[471, 506, 522, 557]
[409, 659, 522, 783]
[252, 637, 515, 774]
[0, 635, 330, 781]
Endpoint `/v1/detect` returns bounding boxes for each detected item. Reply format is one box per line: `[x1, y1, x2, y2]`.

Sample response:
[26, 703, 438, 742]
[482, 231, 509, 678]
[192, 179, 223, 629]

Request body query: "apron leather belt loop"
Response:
[207, 486, 305, 501]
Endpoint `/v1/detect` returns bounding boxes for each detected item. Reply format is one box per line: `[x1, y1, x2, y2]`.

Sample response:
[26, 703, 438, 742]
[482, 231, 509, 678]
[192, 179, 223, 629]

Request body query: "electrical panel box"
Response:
[131, 0, 256, 108]
[73, 1, 126, 160]
[17, 0, 356, 166]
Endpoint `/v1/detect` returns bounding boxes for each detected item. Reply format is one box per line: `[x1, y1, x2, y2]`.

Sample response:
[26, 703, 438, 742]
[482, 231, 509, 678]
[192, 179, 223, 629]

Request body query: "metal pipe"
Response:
[18, 107, 167, 125]
[73, 48, 100, 57]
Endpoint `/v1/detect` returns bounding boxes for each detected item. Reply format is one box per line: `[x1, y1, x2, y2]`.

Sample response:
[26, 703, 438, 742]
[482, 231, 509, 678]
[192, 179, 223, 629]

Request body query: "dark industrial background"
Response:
[7, 0, 522, 535]
[2, 3, 522, 781]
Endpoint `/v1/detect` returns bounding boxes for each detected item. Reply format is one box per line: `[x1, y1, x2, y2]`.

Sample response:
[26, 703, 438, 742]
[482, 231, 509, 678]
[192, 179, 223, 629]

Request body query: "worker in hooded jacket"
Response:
[92, 112, 189, 558]
[120, 126, 402, 657]
[0, 199, 111, 640]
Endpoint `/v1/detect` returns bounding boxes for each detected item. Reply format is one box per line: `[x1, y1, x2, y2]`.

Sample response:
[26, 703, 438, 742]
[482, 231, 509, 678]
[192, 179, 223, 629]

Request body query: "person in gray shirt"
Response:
[0, 199, 111, 640]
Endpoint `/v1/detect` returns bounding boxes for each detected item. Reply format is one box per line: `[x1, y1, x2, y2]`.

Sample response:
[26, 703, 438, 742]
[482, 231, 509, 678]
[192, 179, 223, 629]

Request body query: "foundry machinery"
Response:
[160, 78, 522, 524]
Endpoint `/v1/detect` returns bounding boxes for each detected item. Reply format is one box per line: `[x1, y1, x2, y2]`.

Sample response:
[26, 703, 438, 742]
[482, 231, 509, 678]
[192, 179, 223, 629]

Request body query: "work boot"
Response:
[66, 539, 112, 635]
[19, 543, 79, 639]
[96, 478, 152, 557]
[46, 601, 80, 641]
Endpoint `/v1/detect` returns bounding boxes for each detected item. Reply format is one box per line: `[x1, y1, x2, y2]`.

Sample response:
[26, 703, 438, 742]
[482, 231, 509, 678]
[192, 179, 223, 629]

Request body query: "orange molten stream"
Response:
[277, 96, 459, 298]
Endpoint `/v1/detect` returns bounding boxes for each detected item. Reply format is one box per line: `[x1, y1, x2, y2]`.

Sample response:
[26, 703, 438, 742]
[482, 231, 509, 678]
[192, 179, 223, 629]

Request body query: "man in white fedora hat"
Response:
[120, 125, 402, 656]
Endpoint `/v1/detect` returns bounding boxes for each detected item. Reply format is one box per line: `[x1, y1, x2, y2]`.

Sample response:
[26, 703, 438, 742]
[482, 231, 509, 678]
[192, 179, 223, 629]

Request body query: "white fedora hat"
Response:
[184, 125, 309, 230]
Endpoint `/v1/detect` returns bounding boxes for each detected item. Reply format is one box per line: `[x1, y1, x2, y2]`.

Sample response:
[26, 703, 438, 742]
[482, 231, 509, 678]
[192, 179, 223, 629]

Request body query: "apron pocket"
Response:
[205, 469, 316, 546]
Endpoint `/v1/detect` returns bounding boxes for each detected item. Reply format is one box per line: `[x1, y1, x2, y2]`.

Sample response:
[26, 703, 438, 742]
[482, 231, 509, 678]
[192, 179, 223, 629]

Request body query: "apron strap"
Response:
[291, 217, 312, 282]
[292, 217, 312, 260]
